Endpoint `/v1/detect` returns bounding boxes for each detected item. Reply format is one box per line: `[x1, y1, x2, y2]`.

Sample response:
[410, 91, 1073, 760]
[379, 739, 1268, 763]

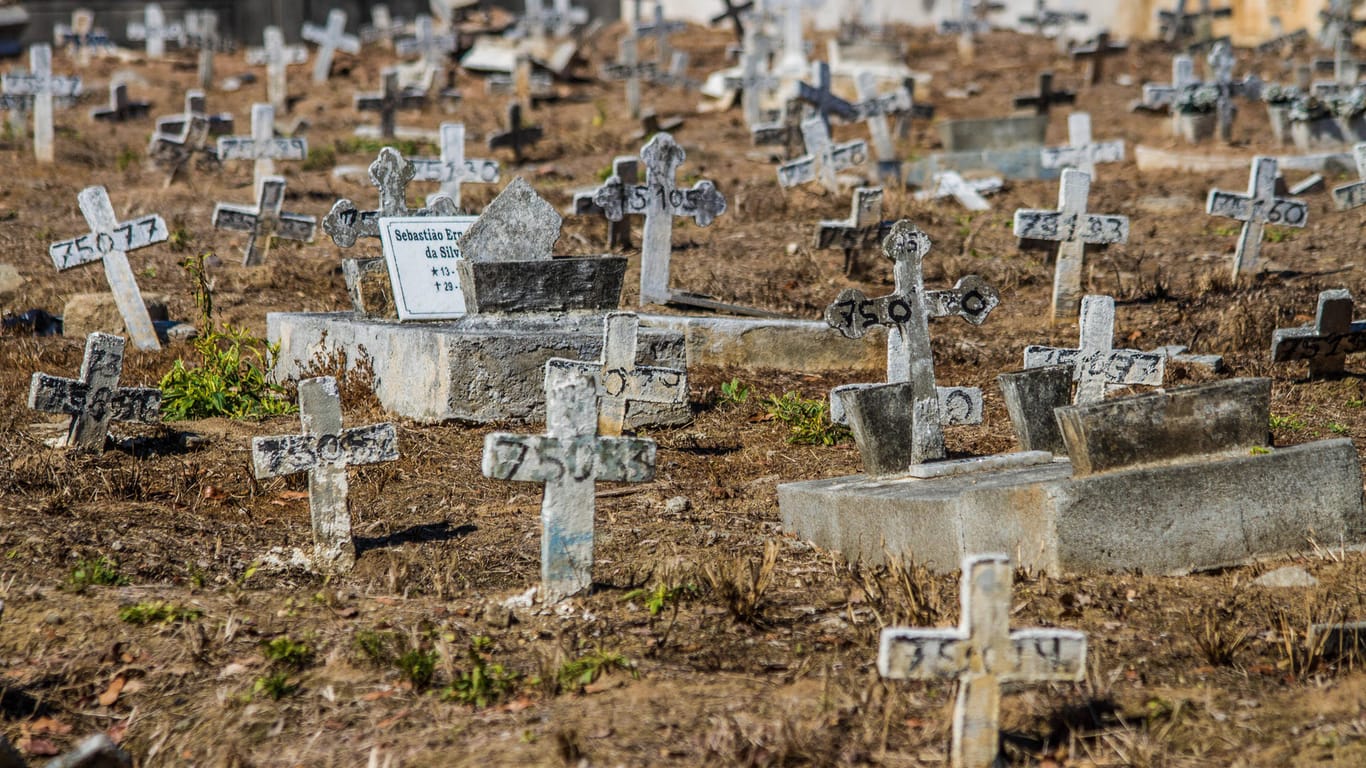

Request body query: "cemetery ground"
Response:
[3, 22, 1366, 768]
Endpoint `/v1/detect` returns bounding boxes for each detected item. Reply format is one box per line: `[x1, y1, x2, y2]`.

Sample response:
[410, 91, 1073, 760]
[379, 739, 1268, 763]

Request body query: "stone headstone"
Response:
[212, 175, 317, 266]
[997, 364, 1072, 454]
[1023, 295, 1165, 404]
[460, 177, 560, 262]
[376, 214, 479, 319]
[1206, 156, 1308, 279]
[28, 332, 162, 452]
[937, 115, 1047, 152]
[1272, 289, 1366, 377]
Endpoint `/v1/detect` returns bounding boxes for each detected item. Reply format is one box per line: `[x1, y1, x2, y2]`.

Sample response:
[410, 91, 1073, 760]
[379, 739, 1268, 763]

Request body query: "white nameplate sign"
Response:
[379, 215, 479, 320]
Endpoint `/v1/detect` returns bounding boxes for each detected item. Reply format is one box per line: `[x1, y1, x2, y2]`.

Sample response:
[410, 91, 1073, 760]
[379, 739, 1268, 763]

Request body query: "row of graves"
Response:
[9, 0, 1366, 764]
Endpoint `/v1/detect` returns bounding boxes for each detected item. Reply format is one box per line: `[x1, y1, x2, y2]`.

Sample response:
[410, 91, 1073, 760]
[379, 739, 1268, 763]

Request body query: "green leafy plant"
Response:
[336, 136, 426, 158]
[252, 671, 299, 701]
[1265, 227, 1296, 243]
[717, 378, 751, 406]
[624, 581, 697, 617]
[397, 648, 439, 691]
[115, 146, 139, 171]
[1270, 413, 1306, 430]
[167, 227, 193, 253]
[442, 636, 520, 707]
[1330, 422, 1350, 435]
[301, 144, 336, 172]
[762, 391, 849, 445]
[69, 556, 128, 589]
[262, 636, 314, 670]
[557, 650, 636, 694]
[118, 601, 202, 625]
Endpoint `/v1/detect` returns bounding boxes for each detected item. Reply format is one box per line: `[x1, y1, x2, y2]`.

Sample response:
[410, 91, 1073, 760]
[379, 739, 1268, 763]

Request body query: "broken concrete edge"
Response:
[1135, 144, 1356, 174]
[636, 312, 886, 372]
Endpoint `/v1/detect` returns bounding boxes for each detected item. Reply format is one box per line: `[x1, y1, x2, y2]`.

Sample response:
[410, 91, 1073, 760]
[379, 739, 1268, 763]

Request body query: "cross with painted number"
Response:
[824, 221, 999, 461]
[213, 176, 318, 267]
[252, 376, 398, 571]
[482, 365, 657, 602]
[1272, 289, 1366, 377]
[217, 103, 307, 194]
[127, 4, 183, 59]
[410, 122, 499, 208]
[1138, 54, 1197, 111]
[1, 44, 80, 162]
[323, 147, 459, 248]
[575, 155, 640, 249]
[28, 332, 162, 452]
[355, 68, 426, 139]
[1040, 112, 1125, 178]
[487, 102, 544, 162]
[50, 186, 167, 351]
[546, 312, 688, 436]
[879, 554, 1086, 768]
[817, 186, 892, 275]
[1013, 168, 1128, 320]
[914, 171, 1001, 211]
[1206, 156, 1308, 278]
[246, 26, 307, 112]
[90, 82, 150, 122]
[302, 9, 361, 85]
[797, 61, 857, 131]
[777, 116, 868, 193]
[1332, 143, 1366, 210]
[593, 132, 727, 305]
[1023, 294, 1165, 404]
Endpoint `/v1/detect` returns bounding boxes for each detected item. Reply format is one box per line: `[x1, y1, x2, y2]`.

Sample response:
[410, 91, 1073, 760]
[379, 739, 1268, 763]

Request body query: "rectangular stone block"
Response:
[997, 365, 1071, 455]
[342, 258, 397, 320]
[937, 115, 1048, 152]
[905, 148, 1059, 185]
[456, 257, 626, 314]
[638, 314, 885, 372]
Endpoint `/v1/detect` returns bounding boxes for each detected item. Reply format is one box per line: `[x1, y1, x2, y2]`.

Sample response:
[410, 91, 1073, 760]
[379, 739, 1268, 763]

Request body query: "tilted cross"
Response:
[777, 116, 868, 194]
[482, 365, 657, 602]
[1023, 295, 1164, 404]
[354, 68, 426, 139]
[1138, 54, 1197, 111]
[90, 81, 150, 122]
[1159, 0, 1233, 45]
[1013, 168, 1129, 321]
[853, 71, 906, 182]
[411, 122, 499, 208]
[1040, 112, 1125, 179]
[2, 44, 80, 162]
[149, 93, 227, 185]
[29, 332, 161, 452]
[487, 102, 544, 163]
[594, 132, 727, 305]
[50, 186, 167, 351]
[879, 553, 1086, 768]
[1070, 31, 1127, 86]
[797, 61, 857, 132]
[1013, 71, 1075, 116]
[823, 221, 1000, 461]
[816, 186, 892, 275]
[752, 98, 808, 160]
[252, 376, 398, 571]
[1332, 143, 1366, 211]
[547, 312, 688, 436]
[302, 9, 361, 85]
[1272, 289, 1366, 377]
[323, 147, 459, 248]
[635, 4, 686, 66]
[914, 171, 1001, 211]
[575, 155, 640, 249]
[710, 0, 754, 41]
[603, 35, 656, 120]
[217, 103, 308, 195]
[213, 176, 317, 267]
[127, 4, 183, 59]
[1206, 156, 1308, 279]
[246, 26, 307, 112]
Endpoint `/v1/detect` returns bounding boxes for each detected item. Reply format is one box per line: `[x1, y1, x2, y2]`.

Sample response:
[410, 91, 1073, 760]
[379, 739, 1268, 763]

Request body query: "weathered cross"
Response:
[1158, 0, 1233, 45]
[410, 122, 500, 208]
[1013, 71, 1075, 116]
[55, 10, 113, 65]
[396, 14, 456, 74]
[1272, 290, 1366, 377]
[853, 71, 908, 182]
[1318, 0, 1366, 50]
[148, 93, 226, 185]
[777, 116, 868, 194]
[650, 51, 696, 90]
[217, 103, 308, 195]
[710, 0, 754, 41]
[816, 186, 892, 275]
[1040, 112, 1125, 178]
[1332, 143, 1366, 210]
[482, 365, 657, 602]
[1206, 155, 1308, 279]
[602, 35, 657, 119]
[245, 26, 307, 112]
[1024, 294, 1165, 404]
[29, 332, 162, 452]
[797, 61, 857, 132]
[594, 132, 726, 305]
[1137, 54, 1197, 111]
[1070, 32, 1127, 86]
[213, 176, 317, 267]
[1018, 0, 1087, 40]
[252, 376, 398, 572]
[1312, 38, 1361, 96]
[752, 98, 808, 160]
[90, 81, 150, 122]
[1, 44, 80, 163]
[547, 312, 688, 436]
[941, 0, 1004, 59]
[823, 221, 999, 462]
[487, 103, 544, 163]
[1013, 168, 1129, 321]
[183, 10, 227, 90]
[575, 155, 640, 249]
[302, 9, 361, 85]
[361, 4, 400, 47]
[723, 35, 780, 128]
[635, 3, 686, 66]
[879, 553, 1086, 768]
[323, 147, 460, 248]
[1207, 40, 1252, 141]
[354, 68, 426, 139]
[153, 89, 233, 136]
[913, 171, 1001, 211]
[126, 4, 183, 59]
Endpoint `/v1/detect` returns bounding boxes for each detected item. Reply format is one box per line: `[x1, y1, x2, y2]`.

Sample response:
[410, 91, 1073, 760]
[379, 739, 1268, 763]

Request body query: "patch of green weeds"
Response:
[1249, 446, 1271, 455]
[624, 581, 697, 617]
[167, 227, 193, 253]
[336, 136, 426, 158]
[1270, 413, 1306, 430]
[398, 648, 440, 691]
[557, 650, 636, 694]
[115, 146, 139, 172]
[301, 144, 336, 172]
[69, 556, 128, 589]
[118, 601, 202, 626]
[1330, 422, 1349, 435]
[1266, 227, 1296, 243]
[717, 377, 751, 406]
[252, 671, 299, 701]
[762, 391, 849, 445]
[442, 635, 520, 708]
[262, 636, 314, 670]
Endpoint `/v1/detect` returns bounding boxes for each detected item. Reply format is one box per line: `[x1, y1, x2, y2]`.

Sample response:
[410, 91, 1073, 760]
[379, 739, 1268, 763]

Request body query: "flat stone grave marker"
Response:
[50, 186, 167, 351]
[797, 61, 857, 132]
[354, 68, 426, 139]
[1206, 156, 1307, 279]
[1040, 112, 1125, 179]
[252, 376, 398, 571]
[1023, 294, 1164, 404]
[914, 170, 1001, 210]
[302, 9, 361, 85]
[487, 102, 544, 163]
[546, 312, 688, 436]
[817, 186, 891, 274]
[213, 176, 318, 267]
[1332, 143, 1366, 210]
[592, 132, 727, 305]
[217, 103, 307, 195]
[410, 122, 499, 208]
[28, 332, 162, 452]
[1272, 289, 1366, 377]
[246, 26, 307, 112]
[127, 4, 183, 59]
[1136, 54, 1197, 112]
[824, 221, 999, 466]
[880, 553, 1086, 768]
[1159, 0, 1233, 45]
[324, 147, 460, 248]
[90, 81, 150, 122]
[1070, 31, 1126, 86]
[603, 35, 656, 120]
[778, 116, 868, 194]
[1013, 71, 1075, 116]
[482, 365, 656, 602]
[1014, 168, 1129, 320]
[2, 44, 80, 162]
[378, 213, 478, 318]
[574, 155, 640, 249]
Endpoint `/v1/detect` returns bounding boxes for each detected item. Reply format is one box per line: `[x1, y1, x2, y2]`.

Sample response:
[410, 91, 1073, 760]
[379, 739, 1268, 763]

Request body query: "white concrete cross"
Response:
[396, 14, 456, 74]
[914, 171, 1001, 211]
[854, 71, 901, 181]
[879, 553, 1086, 768]
[482, 365, 657, 602]
[635, 3, 686, 67]
[1013, 169, 1129, 321]
[49, 187, 167, 351]
[722, 29, 780, 128]
[361, 5, 400, 47]
[1040, 112, 1125, 178]
[592, 132, 727, 305]
[1, 44, 80, 163]
[547, 312, 688, 436]
[817, 186, 890, 274]
[1312, 37, 1361, 97]
[217, 103, 308, 195]
[1207, 40, 1261, 141]
[777, 116, 868, 194]
[941, 0, 1002, 59]
[323, 147, 460, 247]
[55, 9, 112, 65]
[773, 0, 819, 76]
[410, 122, 500, 208]
[1332, 143, 1366, 211]
[127, 4, 183, 59]
[354, 68, 426, 139]
[1023, 294, 1165, 404]
[213, 176, 317, 267]
[1139, 54, 1197, 110]
[183, 10, 223, 90]
[302, 9, 361, 85]
[1206, 156, 1308, 279]
[1272, 289, 1366, 377]
[824, 221, 1000, 459]
[1018, 0, 1088, 40]
[252, 376, 398, 572]
[28, 332, 162, 452]
[246, 26, 307, 112]
[603, 34, 656, 119]
[575, 155, 641, 249]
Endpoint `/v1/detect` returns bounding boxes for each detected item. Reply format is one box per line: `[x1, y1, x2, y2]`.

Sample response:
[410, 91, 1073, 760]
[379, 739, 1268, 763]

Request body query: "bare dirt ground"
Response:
[0, 19, 1365, 768]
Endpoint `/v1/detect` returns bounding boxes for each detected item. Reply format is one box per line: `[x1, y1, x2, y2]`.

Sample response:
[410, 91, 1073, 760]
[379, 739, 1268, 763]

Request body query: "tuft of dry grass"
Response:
[699, 539, 779, 626]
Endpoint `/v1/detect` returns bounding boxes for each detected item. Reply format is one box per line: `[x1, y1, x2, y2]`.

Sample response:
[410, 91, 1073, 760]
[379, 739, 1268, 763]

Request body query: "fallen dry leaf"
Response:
[26, 716, 73, 736]
[98, 674, 126, 706]
[19, 738, 59, 756]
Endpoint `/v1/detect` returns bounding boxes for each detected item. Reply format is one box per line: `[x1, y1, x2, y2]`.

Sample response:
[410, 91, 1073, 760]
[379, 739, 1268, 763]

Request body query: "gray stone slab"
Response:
[780, 437, 1364, 575]
[342, 258, 395, 319]
[460, 177, 561, 262]
[268, 311, 689, 425]
[938, 115, 1048, 152]
[456, 257, 626, 314]
[637, 314, 885, 372]
[997, 364, 1071, 455]
[905, 148, 1060, 185]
